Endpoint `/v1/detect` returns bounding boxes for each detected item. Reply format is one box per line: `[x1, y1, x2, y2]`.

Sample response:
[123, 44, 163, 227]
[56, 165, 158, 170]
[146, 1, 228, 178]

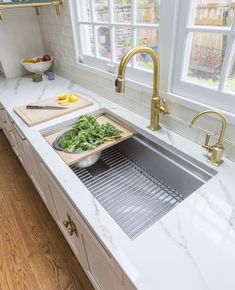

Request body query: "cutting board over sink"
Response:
[45, 114, 134, 166]
[14, 94, 93, 127]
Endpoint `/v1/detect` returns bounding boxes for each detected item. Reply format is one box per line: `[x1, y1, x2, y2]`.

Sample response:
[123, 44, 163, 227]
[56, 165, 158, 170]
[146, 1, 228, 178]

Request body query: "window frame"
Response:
[173, 0, 235, 114]
[72, 0, 161, 86]
[69, 0, 235, 123]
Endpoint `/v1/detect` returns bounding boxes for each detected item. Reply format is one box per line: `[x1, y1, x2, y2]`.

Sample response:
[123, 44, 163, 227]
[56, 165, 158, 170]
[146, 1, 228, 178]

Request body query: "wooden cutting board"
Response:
[45, 115, 133, 166]
[14, 94, 93, 127]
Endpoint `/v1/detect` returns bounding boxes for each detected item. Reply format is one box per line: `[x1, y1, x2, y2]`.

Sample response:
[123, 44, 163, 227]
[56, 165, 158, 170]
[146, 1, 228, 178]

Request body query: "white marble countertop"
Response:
[1, 75, 235, 290]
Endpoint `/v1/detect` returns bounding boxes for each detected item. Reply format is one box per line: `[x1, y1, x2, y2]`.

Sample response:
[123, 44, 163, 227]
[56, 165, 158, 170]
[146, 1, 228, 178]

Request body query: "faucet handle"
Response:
[202, 133, 212, 151]
[161, 98, 169, 115]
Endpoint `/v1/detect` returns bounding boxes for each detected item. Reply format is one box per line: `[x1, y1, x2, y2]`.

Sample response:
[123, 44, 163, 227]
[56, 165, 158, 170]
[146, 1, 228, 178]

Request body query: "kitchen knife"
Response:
[26, 105, 67, 110]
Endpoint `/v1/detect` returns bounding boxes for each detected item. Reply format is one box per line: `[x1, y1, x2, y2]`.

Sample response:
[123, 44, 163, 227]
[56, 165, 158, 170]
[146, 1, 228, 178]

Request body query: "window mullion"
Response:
[218, 21, 235, 91]
[78, 21, 158, 29]
[186, 26, 231, 34]
[131, 0, 136, 68]
[182, 31, 193, 80]
[108, 0, 115, 64]
[74, 2, 83, 57]
[90, 0, 98, 58]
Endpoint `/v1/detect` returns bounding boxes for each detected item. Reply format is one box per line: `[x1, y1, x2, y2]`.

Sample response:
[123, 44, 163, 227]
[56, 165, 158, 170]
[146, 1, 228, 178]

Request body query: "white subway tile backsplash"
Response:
[185, 109, 219, 134]
[167, 101, 189, 122]
[229, 145, 235, 161]
[224, 123, 235, 143]
[162, 115, 199, 142]
[38, 1, 235, 163]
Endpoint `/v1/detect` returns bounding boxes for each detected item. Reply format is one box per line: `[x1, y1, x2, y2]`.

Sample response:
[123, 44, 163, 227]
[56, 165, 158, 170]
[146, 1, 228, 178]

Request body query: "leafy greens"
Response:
[57, 115, 123, 153]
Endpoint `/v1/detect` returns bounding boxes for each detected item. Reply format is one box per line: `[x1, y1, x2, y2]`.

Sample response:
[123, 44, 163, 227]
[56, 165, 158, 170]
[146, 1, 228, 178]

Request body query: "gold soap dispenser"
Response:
[189, 110, 227, 166]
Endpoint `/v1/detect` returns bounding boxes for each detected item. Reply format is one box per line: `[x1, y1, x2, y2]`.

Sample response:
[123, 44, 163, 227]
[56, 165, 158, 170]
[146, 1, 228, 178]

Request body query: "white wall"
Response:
[0, 8, 45, 78]
[38, 1, 235, 162]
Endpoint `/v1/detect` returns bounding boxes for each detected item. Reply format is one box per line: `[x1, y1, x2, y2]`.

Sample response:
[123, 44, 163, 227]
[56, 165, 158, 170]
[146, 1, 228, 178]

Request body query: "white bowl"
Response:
[21, 56, 53, 74]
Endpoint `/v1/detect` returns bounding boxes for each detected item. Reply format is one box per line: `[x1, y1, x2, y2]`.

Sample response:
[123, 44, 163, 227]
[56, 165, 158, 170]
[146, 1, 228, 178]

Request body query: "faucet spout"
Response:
[189, 110, 227, 166]
[190, 110, 226, 146]
[115, 47, 160, 97]
[115, 46, 168, 131]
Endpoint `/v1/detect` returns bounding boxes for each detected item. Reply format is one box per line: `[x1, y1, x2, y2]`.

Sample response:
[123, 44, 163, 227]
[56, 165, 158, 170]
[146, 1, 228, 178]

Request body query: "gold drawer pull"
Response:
[63, 213, 72, 228]
[63, 213, 78, 237]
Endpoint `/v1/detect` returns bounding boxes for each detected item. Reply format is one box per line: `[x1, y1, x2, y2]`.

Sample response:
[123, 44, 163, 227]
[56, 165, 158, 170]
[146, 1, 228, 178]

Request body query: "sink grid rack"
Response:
[71, 147, 184, 239]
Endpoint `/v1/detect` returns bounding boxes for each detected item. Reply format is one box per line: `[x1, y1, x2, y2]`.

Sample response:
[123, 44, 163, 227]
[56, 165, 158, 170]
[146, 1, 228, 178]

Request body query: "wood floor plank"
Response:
[0, 192, 40, 290]
[0, 131, 94, 290]
[27, 242, 84, 290]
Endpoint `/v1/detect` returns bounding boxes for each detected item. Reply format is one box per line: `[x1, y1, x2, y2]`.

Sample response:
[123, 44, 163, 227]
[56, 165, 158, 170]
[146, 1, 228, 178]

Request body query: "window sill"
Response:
[77, 62, 235, 125]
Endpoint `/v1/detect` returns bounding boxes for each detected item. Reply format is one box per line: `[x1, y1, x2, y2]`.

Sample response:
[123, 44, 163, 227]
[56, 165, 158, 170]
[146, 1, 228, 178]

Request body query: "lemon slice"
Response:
[57, 93, 68, 100]
[59, 100, 69, 106]
[68, 94, 78, 102]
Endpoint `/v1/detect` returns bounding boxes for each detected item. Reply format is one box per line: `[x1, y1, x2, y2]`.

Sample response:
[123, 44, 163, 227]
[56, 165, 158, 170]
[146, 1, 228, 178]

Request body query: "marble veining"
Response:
[1, 74, 235, 290]
[159, 218, 209, 290]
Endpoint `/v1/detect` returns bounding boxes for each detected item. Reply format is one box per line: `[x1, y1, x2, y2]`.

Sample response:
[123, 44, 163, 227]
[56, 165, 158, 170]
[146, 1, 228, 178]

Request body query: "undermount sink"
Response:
[71, 131, 217, 239]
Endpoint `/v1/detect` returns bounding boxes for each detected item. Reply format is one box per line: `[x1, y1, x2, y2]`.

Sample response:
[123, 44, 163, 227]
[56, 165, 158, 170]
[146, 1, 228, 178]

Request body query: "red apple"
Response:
[42, 55, 51, 61]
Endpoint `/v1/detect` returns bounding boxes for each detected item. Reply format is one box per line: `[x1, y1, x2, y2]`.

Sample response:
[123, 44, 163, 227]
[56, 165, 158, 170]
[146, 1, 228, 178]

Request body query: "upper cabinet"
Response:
[0, 0, 64, 20]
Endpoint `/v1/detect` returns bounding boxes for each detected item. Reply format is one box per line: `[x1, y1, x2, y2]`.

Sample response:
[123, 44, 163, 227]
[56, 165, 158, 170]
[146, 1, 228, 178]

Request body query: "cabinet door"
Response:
[42, 165, 86, 267]
[12, 123, 29, 170]
[8, 130, 20, 156]
[23, 142, 48, 203]
[82, 230, 123, 290]
[39, 162, 59, 219]
[0, 108, 4, 127]
[123, 276, 136, 290]
[0, 109, 12, 133]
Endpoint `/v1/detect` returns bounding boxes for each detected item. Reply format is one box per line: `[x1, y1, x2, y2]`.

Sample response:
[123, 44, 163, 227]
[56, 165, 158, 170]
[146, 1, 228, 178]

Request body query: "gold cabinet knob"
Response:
[68, 228, 75, 236]
[63, 220, 71, 228]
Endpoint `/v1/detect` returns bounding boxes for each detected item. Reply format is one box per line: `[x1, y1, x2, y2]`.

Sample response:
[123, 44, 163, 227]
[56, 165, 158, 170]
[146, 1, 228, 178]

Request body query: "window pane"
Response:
[194, 0, 235, 27]
[81, 25, 94, 56]
[114, 0, 131, 23]
[94, 0, 109, 22]
[96, 26, 111, 59]
[135, 29, 159, 70]
[225, 45, 235, 93]
[137, 0, 160, 24]
[78, 0, 91, 21]
[186, 32, 227, 89]
[115, 27, 132, 61]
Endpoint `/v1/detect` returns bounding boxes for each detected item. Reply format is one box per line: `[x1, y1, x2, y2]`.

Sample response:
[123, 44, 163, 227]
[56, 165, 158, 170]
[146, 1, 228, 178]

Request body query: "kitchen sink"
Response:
[71, 133, 217, 239]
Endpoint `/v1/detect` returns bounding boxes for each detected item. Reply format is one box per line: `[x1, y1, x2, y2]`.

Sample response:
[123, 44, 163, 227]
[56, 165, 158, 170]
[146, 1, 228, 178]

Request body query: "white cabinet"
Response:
[41, 164, 86, 266]
[82, 229, 123, 290]
[11, 123, 48, 207]
[0, 105, 136, 290]
[12, 122, 29, 170]
[0, 107, 14, 143]
[40, 163, 124, 290]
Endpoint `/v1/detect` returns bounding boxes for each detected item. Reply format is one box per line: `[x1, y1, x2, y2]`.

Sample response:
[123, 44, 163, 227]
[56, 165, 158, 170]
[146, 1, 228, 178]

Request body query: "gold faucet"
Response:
[189, 110, 227, 166]
[115, 46, 169, 131]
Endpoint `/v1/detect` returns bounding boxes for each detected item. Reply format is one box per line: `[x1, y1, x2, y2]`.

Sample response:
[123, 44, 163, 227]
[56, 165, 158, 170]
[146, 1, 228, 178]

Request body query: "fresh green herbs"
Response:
[57, 115, 123, 153]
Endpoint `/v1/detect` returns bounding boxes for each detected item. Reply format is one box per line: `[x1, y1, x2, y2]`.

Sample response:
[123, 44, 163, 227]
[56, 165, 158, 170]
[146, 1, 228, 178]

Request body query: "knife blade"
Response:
[26, 105, 67, 110]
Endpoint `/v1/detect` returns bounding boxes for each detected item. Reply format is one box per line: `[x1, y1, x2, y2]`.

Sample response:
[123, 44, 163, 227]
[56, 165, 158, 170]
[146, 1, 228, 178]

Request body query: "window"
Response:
[74, 0, 160, 81]
[71, 0, 235, 115]
[173, 0, 235, 113]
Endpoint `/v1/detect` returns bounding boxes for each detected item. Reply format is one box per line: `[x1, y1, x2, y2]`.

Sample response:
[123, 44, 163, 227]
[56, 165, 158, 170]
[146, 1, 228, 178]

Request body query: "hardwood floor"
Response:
[0, 131, 94, 290]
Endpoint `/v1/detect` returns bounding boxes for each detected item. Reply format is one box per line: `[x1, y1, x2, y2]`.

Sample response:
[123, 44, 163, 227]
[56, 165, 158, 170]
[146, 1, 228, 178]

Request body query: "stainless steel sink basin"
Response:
[71, 133, 217, 239]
